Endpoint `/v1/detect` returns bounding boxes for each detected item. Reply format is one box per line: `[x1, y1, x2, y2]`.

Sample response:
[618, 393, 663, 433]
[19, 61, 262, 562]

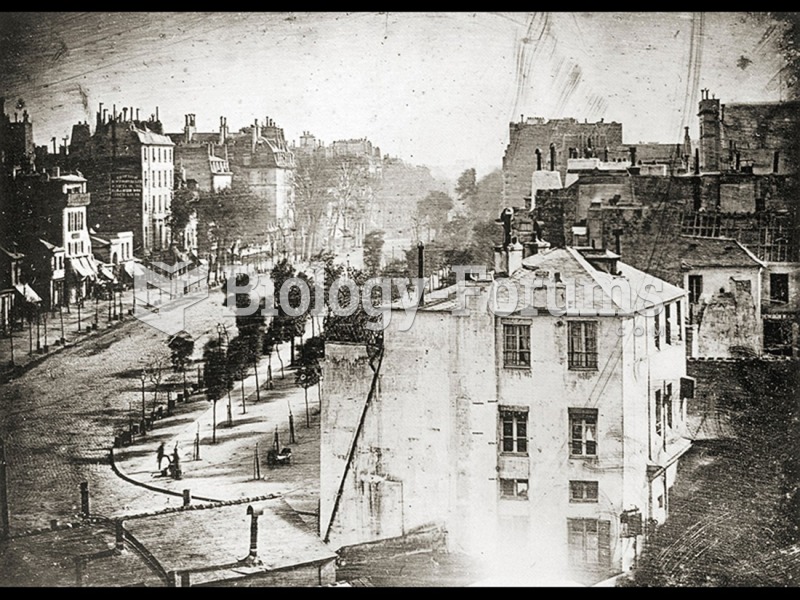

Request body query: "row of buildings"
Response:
[318, 90, 799, 584]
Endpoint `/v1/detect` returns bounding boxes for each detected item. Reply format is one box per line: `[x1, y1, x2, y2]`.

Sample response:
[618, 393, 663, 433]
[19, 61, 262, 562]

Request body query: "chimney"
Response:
[112, 104, 116, 120]
[694, 148, 700, 175]
[251, 119, 259, 151]
[613, 229, 622, 256]
[136, 108, 140, 121]
[417, 242, 425, 304]
[735, 150, 741, 171]
[549, 143, 556, 171]
[155, 106, 159, 122]
[535, 148, 542, 171]
[219, 116, 226, 144]
[122, 107, 128, 121]
[508, 237, 523, 274]
[629, 145, 637, 166]
[51, 137, 57, 154]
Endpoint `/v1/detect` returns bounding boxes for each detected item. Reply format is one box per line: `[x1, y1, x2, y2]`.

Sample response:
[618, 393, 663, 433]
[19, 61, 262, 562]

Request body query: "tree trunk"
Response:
[277, 344, 285, 379]
[240, 376, 246, 414]
[226, 387, 233, 426]
[212, 399, 217, 443]
[253, 358, 260, 402]
[305, 386, 310, 428]
[182, 369, 188, 399]
[290, 335, 295, 367]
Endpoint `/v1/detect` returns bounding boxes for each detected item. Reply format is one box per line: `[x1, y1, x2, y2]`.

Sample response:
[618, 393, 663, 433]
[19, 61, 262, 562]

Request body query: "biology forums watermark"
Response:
[132, 261, 672, 336]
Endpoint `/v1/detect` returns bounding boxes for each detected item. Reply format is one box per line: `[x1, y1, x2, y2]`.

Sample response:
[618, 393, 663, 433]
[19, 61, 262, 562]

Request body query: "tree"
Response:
[226, 335, 252, 414]
[145, 345, 171, 411]
[466, 168, 503, 222]
[362, 229, 385, 277]
[168, 185, 199, 250]
[168, 330, 195, 399]
[455, 167, 478, 206]
[294, 150, 337, 259]
[295, 362, 321, 428]
[416, 191, 454, 242]
[327, 154, 376, 250]
[203, 337, 229, 443]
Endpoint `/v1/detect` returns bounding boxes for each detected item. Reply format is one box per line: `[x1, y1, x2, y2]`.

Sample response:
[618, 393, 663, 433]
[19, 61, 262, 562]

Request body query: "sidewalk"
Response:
[111, 343, 322, 530]
[0, 287, 138, 380]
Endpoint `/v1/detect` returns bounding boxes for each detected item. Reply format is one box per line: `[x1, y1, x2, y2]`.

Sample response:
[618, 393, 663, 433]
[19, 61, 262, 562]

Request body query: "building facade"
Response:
[69, 104, 175, 257]
[321, 243, 693, 584]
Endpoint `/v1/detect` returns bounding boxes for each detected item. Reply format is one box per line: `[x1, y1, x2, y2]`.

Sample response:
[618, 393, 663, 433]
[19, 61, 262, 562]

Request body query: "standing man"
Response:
[157, 441, 166, 471]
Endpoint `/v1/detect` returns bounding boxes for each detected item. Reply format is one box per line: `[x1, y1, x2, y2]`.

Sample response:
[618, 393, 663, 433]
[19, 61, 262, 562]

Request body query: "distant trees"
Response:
[415, 191, 454, 242]
[294, 152, 379, 259]
[362, 229, 385, 276]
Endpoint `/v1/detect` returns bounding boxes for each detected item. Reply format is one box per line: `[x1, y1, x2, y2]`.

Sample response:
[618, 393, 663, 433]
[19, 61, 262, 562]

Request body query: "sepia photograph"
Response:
[0, 11, 798, 587]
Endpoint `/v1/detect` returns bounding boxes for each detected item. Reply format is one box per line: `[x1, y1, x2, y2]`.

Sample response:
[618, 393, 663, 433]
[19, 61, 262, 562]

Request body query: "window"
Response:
[770, 273, 789, 304]
[503, 323, 531, 367]
[654, 312, 661, 350]
[655, 390, 663, 436]
[665, 304, 672, 345]
[500, 408, 528, 454]
[688, 275, 703, 304]
[764, 319, 793, 357]
[569, 408, 597, 457]
[568, 321, 598, 369]
[665, 383, 673, 429]
[568, 519, 611, 568]
[500, 478, 529, 499]
[676, 302, 682, 341]
[569, 481, 599, 503]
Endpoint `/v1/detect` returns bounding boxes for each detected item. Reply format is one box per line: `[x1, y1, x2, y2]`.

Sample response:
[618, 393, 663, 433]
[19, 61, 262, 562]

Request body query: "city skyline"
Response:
[0, 12, 791, 181]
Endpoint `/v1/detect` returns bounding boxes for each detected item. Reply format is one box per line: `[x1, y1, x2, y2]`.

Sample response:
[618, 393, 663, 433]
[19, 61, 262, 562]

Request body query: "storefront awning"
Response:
[70, 256, 97, 280]
[14, 283, 42, 304]
[123, 260, 147, 280]
[98, 262, 116, 281]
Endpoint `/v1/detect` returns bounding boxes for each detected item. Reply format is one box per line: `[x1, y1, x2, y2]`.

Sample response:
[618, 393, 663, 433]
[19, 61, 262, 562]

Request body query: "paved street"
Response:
[0, 280, 319, 535]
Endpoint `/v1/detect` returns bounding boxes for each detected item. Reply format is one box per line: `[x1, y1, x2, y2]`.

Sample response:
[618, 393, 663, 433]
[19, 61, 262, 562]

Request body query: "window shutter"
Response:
[598, 519, 612, 567]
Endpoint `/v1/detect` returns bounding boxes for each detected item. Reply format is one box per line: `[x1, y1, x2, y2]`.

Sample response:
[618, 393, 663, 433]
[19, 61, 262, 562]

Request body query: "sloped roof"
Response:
[0, 245, 24, 260]
[134, 128, 174, 146]
[676, 236, 765, 269]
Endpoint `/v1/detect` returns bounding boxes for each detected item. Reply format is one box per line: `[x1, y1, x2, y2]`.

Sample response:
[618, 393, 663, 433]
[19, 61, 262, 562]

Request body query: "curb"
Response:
[0, 316, 134, 384]
[109, 446, 222, 504]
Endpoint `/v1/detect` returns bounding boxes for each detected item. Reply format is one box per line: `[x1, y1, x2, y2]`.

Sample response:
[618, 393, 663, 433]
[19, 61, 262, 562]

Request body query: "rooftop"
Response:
[676, 235, 766, 269]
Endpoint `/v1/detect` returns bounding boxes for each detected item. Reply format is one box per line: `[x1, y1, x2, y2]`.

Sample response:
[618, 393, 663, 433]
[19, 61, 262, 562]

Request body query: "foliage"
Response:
[203, 338, 231, 402]
[168, 185, 198, 247]
[167, 331, 195, 374]
[415, 191, 454, 242]
[226, 334, 252, 382]
[362, 229, 385, 276]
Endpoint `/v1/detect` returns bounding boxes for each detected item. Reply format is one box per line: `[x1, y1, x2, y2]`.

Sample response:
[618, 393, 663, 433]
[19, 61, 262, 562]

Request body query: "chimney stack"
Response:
[508, 237, 523, 274]
[535, 148, 542, 171]
[549, 143, 556, 171]
[694, 148, 700, 175]
[629, 145, 637, 166]
[122, 107, 128, 121]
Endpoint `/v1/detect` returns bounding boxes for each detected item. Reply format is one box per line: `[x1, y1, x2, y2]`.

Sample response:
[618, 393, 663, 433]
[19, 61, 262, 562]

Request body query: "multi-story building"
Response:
[8, 168, 96, 306]
[533, 92, 800, 357]
[68, 104, 175, 258]
[0, 245, 25, 333]
[321, 238, 693, 584]
[167, 114, 233, 194]
[502, 115, 692, 206]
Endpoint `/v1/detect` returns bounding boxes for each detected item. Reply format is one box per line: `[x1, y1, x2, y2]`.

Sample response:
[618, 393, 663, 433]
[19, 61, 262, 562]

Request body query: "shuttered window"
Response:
[568, 519, 611, 568]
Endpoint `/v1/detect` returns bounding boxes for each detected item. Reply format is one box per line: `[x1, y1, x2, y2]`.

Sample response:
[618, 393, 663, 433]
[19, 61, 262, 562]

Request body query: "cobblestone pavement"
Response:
[112, 351, 321, 528]
[0, 284, 256, 535]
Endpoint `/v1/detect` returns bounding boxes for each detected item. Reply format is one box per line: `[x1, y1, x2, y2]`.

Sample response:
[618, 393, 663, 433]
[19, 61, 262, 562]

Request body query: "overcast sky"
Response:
[0, 12, 790, 181]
